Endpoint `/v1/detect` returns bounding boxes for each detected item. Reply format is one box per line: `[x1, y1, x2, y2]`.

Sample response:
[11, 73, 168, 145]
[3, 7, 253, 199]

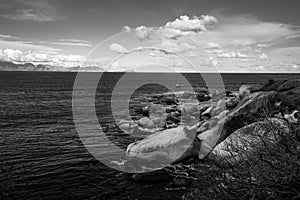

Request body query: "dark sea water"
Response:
[1, 71, 299, 200]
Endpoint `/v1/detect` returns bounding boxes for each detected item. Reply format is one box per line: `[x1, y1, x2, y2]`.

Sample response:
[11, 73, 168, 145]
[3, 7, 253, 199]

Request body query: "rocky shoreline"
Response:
[115, 79, 299, 185]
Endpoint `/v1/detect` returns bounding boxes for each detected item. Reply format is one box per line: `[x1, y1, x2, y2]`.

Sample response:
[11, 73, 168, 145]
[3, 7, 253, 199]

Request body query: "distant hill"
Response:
[0, 61, 104, 72]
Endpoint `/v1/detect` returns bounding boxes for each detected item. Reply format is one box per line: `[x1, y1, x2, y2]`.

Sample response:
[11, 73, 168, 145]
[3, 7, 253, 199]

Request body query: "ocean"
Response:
[1, 71, 299, 200]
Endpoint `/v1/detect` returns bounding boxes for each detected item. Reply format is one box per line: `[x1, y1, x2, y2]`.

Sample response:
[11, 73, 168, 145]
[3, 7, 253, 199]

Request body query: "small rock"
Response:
[138, 117, 155, 129]
[239, 85, 251, 99]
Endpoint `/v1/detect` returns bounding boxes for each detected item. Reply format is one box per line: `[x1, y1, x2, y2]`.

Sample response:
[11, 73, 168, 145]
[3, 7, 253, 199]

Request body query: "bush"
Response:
[182, 121, 300, 200]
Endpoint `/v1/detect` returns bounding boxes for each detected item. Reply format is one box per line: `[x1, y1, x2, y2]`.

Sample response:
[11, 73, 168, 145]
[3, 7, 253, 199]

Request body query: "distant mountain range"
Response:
[0, 61, 104, 72]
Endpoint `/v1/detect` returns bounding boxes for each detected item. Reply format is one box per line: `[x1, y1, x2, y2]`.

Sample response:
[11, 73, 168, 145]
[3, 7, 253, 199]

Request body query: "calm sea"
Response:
[1, 71, 299, 200]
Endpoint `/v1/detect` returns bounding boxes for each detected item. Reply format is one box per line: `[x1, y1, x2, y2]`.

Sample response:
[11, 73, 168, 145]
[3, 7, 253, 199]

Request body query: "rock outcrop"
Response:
[197, 91, 277, 158]
[211, 118, 290, 162]
[123, 79, 299, 181]
[126, 91, 278, 172]
[260, 79, 300, 110]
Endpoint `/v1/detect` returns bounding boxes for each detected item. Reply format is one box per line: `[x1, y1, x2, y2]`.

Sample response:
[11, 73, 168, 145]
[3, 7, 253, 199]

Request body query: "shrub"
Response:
[182, 121, 300, 200]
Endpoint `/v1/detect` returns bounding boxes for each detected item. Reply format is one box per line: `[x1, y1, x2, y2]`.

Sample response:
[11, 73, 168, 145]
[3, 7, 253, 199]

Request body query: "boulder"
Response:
[152, 113, 168, 128]
[177, 103, 199, 115]
[126, 126, 201, 172]
[138, 117, 155, 129]
[197, 91, 277, 159]
[149, 103, 166, 119]
[201, 106, 213, 118]
[211, 118, 289, 161]
[278, 85, 300, 110]
[239, 85, 251, 99]
[119, 119, 138, 131]
[277, 79, 300, 92]
[261, 79, 287, 91]
[226, 98, 239, 110]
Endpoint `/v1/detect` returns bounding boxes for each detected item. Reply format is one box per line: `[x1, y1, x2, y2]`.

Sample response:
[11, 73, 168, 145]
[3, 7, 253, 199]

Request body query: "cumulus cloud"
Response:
[0, 49, 85, 67]
[259, 53, 268, 60]
[135, 26, 153, 40]
[217, 51, 249, 58]
[165, 15, 217, 32]
[128, 15, 217, 41]
[109, 43, 129, 54]
[207, 42, 221, 49]
[291, 64, 298, 70]
[122, 26, 131, 32]
[1, 49, 22, 61]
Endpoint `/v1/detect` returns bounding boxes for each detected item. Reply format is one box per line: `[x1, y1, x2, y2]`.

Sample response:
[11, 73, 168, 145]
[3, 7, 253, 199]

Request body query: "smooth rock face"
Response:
[126, 126, 200, 171]
[211, 118, 289, 161]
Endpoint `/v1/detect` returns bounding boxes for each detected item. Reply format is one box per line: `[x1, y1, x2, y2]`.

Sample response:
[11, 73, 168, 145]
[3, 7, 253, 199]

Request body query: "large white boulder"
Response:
[126, 126, 200, 171]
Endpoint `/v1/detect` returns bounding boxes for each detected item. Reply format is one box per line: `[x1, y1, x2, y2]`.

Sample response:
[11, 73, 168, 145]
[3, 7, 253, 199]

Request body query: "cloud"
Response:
[217, 51, 249, 58]
[198, 16, 300, 48]
[2, 9, 57, 22]
[0, 33, 19, 40]
[0, 48, 85, 67]
[285, 34, 300, 40]
[207, 42, 221, 49]
[0, 0, 60, 22]
[1, 49, 22, 61]
[109, 43, 129, 54]
[122, 26, 131, 32]
[115, 14, 300, 72]
[0, 39, 60, 53]
[155, 40, 196, 53]
[291, 64, 298, 70]
[165, 15, 217, 32]
[256, 44, 268, 48]
[240, 58, 249, 62]
[268, 47, 300, 64]
[42, 39, 92, 47]
[135, 26, 153, 40]
[257, 65, 266, 71]
[129, 15, 217, 41]
[205, 49, 223, 54]
[259, 53, 268, 60]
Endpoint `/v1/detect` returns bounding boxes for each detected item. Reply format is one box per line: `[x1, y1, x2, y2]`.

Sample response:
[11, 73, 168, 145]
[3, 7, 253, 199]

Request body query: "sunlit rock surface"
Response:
[211, 118, 289, 161]
[126, 126, 201, 171]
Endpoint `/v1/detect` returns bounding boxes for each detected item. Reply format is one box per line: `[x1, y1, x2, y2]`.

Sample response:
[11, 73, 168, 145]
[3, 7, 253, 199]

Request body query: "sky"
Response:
[0, 0, 300, 72]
